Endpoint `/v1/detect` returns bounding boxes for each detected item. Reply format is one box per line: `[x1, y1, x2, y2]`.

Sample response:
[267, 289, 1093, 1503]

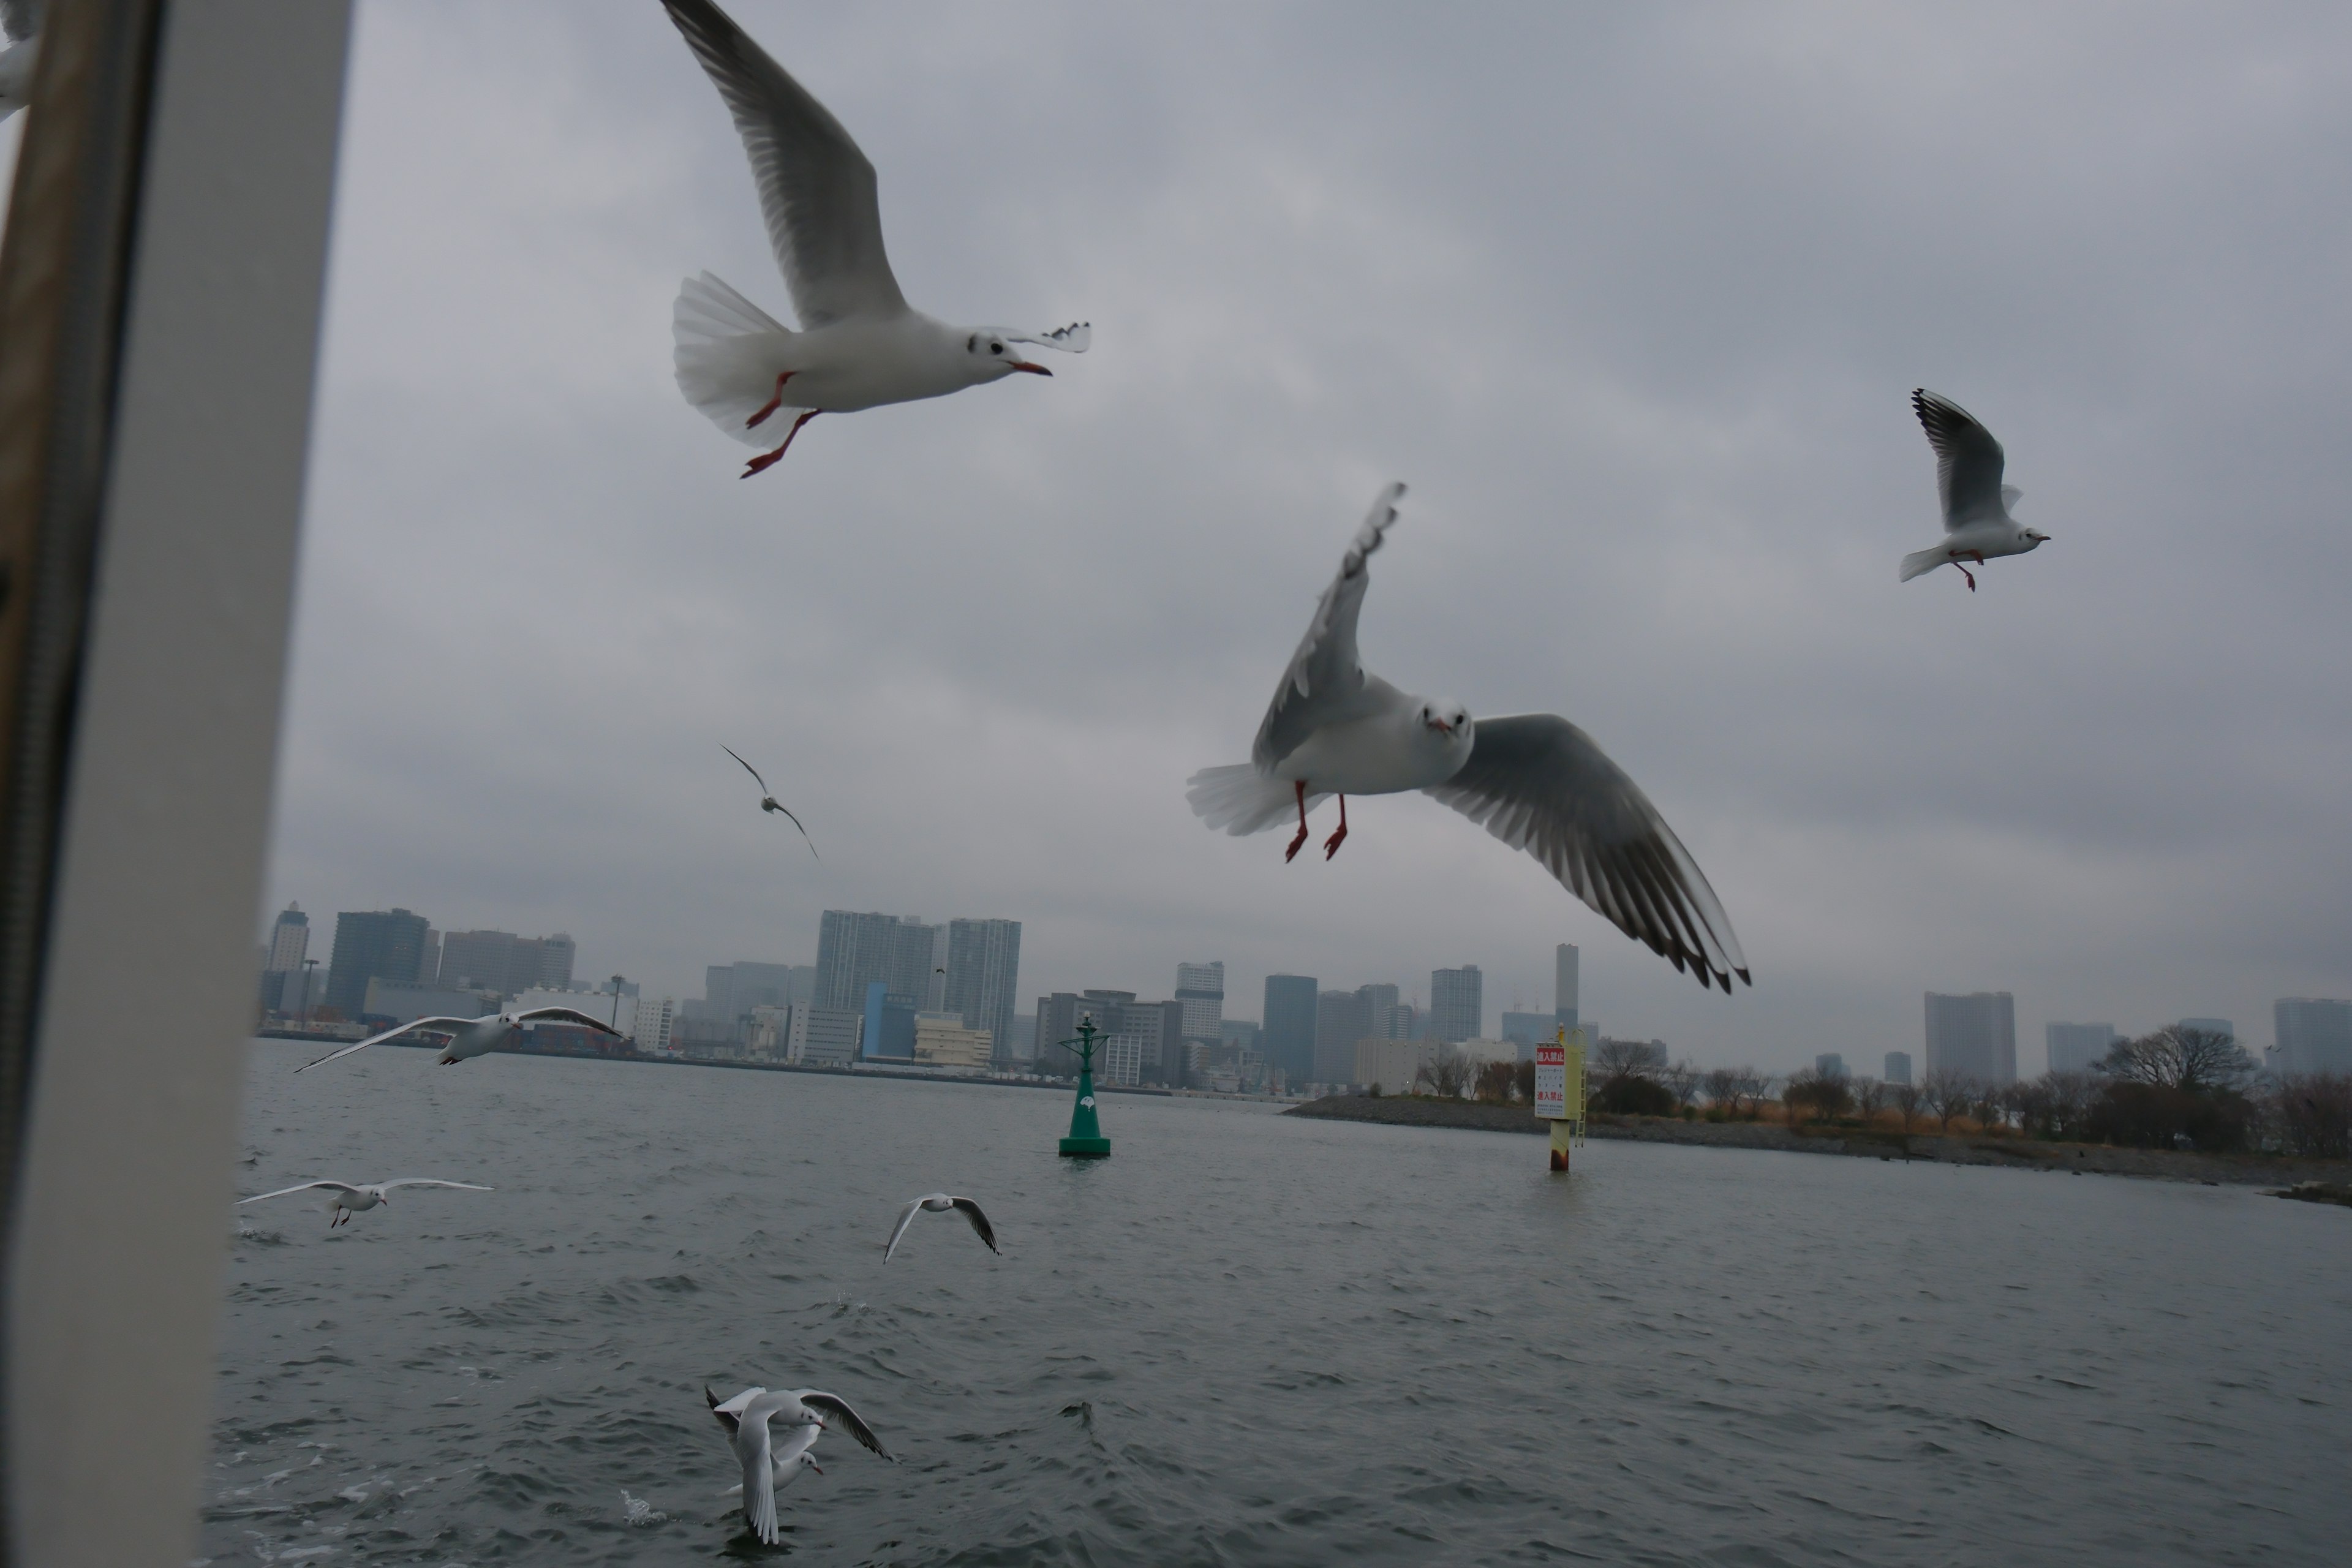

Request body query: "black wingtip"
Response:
[1735, 968, 1753, 987]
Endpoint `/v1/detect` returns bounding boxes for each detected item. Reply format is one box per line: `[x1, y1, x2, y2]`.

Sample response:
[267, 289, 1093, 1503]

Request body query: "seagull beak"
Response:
[1011, 360, 1051, 375]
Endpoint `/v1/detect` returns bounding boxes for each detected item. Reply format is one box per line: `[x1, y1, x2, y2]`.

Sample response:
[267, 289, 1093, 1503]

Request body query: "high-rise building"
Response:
[1924, 991, 2017, 1085]
[2046, 1022, 2116, 1074]
[1555, 943, 1579, 1031]
[418, 928, 442, 986]
[815, 910, 937, 1015]
[1315, 989, 1372, 1082]
[265, 903, 309, 972]
[1262, 974, 1318, 1085]
[1176, 962, 1225, 1043]
[944, 918, 1022, 1063]
[436, 929, 575, 998]
[1430, 965, 1482, 1044]
[1883, 1050, 1912, 1085]
[2274, 999, 2352, 1076]
[1815, 1052, 1847, 1079]
[1499, 1011, 1554, 1049]
[1354, 982, 1415, 1040]
[325, 909, 429, 1019]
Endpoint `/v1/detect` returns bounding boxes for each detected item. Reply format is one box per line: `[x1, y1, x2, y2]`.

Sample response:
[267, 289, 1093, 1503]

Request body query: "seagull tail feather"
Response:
[1185, 764, 1325, 837]
[673, 272, 805, 449]
[1898, 545, 1948, 583]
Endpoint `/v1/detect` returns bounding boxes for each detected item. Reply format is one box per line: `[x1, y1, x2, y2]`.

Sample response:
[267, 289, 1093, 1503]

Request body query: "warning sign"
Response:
[1534, 1041, 1567, 1120]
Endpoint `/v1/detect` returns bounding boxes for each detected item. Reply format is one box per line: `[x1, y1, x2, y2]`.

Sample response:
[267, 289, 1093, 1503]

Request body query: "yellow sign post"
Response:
[1534, 1027, 1587, 1170]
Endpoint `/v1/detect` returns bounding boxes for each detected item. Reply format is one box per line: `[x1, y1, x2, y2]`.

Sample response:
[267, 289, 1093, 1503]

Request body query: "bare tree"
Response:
[1474, 1059, 1519, 1104]
[1593, 1036, 1662, 1083]
[1735, 1068, 1780, 1119]
[1970, 1080, 2010, 1134]
[1782, 1066, 1852, 1125]
[2098, 1027, 2255, 1095]
[2276, 1073, 2352, 1159]
[1659, 1061, 1701, 1111]
[1513, 1058, 1536, 1103]
[1414, 1053, 1477, 1099]
[1701, 1066, 1741, 1112]
[1920, 1068, 1975, 1133]
[1888, 1080, 1923, 1137]
[1851, 1077, 1887, 1125]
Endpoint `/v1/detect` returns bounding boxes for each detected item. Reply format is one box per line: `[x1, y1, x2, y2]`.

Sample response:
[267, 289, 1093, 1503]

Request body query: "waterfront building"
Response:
[1555, 943, 1580, 1031]
[437, 929, 576, 997]
[325, 908, 429, 1019]
[265, 903, 309, 973]
[1176, 961, 1225, 1043]
[1883, 1050, 1912, 1086]
[1263, 974, 1319, 1086]
[1353, 1038, 1439, 1093]
[1219, 1019, 1261, 1055]
[2046, 1022, 2116, 1074]
[862, 979, 917, 1060]
[361, 980, 498, 1027]
[944, 918, 1023, 1063]
[1098, 1033, 1145, 1087]
[815, 910, 937, 1015]
[1316, 989, 1372, 1082]
[914, 1011, 993, 1071]
[1924, 991, 2016, 1085]
[1500, 1011, 1553, 1050]
[1430, 965, 1482, 1043]
[2273, 998, 2352, 1075]
[1816, 1052, 1847, 1079]
[632, 995, 676, 1053]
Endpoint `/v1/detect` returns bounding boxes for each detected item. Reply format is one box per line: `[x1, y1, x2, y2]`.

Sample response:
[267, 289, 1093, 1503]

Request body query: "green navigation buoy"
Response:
[1055, 1017, 1112, 1158]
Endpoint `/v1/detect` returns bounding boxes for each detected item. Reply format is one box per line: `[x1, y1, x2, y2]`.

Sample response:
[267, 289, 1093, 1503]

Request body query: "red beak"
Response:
[1011, 361, 1052, 375]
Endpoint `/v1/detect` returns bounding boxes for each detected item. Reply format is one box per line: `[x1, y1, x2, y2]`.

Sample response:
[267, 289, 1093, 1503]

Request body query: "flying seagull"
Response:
[1186, 484, 1749, 993]
[707, 1384, 892, 1544]
[1899, 389, 2049, 591]
[236, 1178, 491, 1229]
[0, 2, 40, 122]
[294, 1007, 627, 1072]
[659, 0, 1088, 477]
[723, 745, 818, 858]
[884, 1193, 999, 1262]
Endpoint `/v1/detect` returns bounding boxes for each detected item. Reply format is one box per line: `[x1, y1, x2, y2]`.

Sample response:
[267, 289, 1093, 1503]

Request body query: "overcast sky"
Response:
[134, 2, 2352, 1067]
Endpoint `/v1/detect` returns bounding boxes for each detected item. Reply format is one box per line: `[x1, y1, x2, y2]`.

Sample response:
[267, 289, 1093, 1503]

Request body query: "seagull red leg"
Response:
[742, 410, 820, 478]
[746, 371, 795, 430]
[1954, 556, 1977, 592]
[1324, 795, 1349, 859]
[1284, 780, 1310, 863]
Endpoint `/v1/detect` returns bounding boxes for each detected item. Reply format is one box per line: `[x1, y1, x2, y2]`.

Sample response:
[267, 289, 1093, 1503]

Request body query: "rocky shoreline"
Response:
[1282, 1095, 2350, 1191]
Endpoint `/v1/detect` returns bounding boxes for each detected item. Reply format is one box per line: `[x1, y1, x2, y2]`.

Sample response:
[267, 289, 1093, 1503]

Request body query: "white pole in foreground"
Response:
[1535, 1027, 1588, 1170]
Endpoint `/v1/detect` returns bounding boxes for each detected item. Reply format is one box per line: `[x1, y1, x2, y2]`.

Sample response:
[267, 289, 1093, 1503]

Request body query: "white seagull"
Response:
[706, 1384, 892, 1544]
[293, 1006, 627, 1072]
[236, 1178, 491, 1229]
[1186, 484, 1750, 993]
[883, 1193, 999, 1262]
[1899, 389, 2049, 591]
[0, 2, 40, 122]
[660, 0, 1089, 478]
[722, 745, 818, 859]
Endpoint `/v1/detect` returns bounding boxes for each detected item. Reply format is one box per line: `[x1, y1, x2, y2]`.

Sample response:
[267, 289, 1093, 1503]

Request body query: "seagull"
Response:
[706, 1384, 891, 1544]
[1186, 484, 1750, 993]
[1899, 390, 2049, 591]
[236, 1178, 491, 1229]
[0, 2, 40, 122]
[293, 1006, 627, 1072]
[659, 0, 1089, 477]
[722, 745, 818, 858]
[884, 1193, 999, 1261]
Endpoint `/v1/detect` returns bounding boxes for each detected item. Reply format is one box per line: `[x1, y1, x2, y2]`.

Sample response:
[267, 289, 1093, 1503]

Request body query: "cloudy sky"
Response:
[134, 2, 2352, 1067]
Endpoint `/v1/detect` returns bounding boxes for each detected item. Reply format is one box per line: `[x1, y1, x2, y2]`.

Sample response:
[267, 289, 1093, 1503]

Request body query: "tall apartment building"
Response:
[437, 928, 576, 997]
[703, 962, 816, 1033]
[1430, 965, 1483, 1044]
[325, 908, 429, 1019]
[1555, 943, 1579, 1031]
[1883, 1050, 1912, 1085]
[1033, 989, 1183, 1084]
[1499, 1011, 1555, 1049]
[944, 918, 1022, 1063]
[1924, 991, 2017, 1085]
[1314, 990, 1371, 1084]
[815, 910, 938, 1015]
[265, 903, 309, 972]
[2274, 998, 2352, 1076]
[1262, 974, 1318, 1086]
[1175, 961, 1225, 1044]
[1355, 982, 1414, 1040]
[2046, 1022, 2116, 1074]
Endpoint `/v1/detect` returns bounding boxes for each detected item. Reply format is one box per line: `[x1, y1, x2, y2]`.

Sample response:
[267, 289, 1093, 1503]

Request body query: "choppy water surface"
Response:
[206, 1041, 2351, 1564]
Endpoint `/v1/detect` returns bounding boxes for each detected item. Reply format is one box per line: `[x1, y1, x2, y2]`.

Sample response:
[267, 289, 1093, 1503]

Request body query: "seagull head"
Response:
[1413, 699, 1476, 772]
[2019, 527, 2051, 549]
[965, 330, 1050, 380]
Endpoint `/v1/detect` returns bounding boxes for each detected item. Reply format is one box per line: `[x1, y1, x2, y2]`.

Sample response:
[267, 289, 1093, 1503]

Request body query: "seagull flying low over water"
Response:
[660, 0, 1089, 478]
[294, 1007, 627, 1072]
[707, 1384, 892, 1544]
[723, 745, 818, 858]
[1899, 390, 2049, 591]
[1187, 484, 1750, 993]
[236, 1178, 491, 1229]
[883, 1194, 999, 1262]
[0, 2, 41, 122]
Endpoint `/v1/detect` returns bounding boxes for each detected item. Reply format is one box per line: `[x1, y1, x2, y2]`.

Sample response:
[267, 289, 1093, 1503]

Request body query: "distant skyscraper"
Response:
[325, 908, 429, 1018]
[436, 929, 575, 998]
[945, 918, 1023, 1063]
[1815, 1052, 1847, 1079]
[1355, 982, 1411, 1039]
[1430, 965, 1482, 1044]
[1555, 944, 1579, 1031]
[1314, 989, 1371, 1084]
[815, 910, 937, 1014]
[2274, 998, 2352, 1076]
[1176, 961, 1226, 1042]
[1263, 974, 1318, 1084]
[1883, 1050, 1912, 1085]
[1499, 1011, 1554, 1049]
[1924, 992, 2016, 1085]
[265, 903, 309, 972]
[2046, 1022, 2116, 1074]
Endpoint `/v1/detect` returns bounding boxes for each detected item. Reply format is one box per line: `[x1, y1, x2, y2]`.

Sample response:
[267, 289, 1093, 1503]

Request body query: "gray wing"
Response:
[794, 1390, 892, 1460]
[237, 1180, 358, 1205]
[723, 744, 771, 795]
[660, 0, 907, 328]
[376, 1179, 493, 1193]
[513, 1007, 625, 1037]
[736, 1404, 780, 1544]
[294, 1016, 481, 1072]
[949, 1197, 998, 1254]
[882, 1199, 923, 1262]
[1425, 715, 1749, 992]
[1912, 390, 2007, 528]
[1252, 483, 1406, 772]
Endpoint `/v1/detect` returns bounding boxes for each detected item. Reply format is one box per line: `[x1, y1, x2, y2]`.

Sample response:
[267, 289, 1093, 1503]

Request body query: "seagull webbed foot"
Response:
[1283, 825, 1309, 862]
[746, 371, 795, 430]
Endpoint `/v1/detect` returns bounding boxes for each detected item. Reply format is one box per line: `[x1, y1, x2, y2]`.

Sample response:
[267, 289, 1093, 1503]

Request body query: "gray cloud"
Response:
[243, 1, 2352, 1067]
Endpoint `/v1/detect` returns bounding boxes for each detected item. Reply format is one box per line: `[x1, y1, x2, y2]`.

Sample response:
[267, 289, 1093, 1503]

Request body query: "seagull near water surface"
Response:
[883, 1193, 998, 1262]
[294, 1006, 627, 1072]
[1899, 390, 2049, 592]
[237, 1178, 492, 1229]
[659, 0, 1089, 478]
[1187, 485, 1750, 993]
[723, 745, 818, 858]
[707, 1384, 892, 1545]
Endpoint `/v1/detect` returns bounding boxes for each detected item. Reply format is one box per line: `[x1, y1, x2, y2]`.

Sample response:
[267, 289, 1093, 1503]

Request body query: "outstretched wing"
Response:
[294, 1017, 480, 1073]
[377, 1179, 493, 1193]
[707, 1384, 761, 1440]
[513, 1007, 626, 1037]
[237, 1180, 359, 1205]
[1252, 483, 1406, 772]
[660, 0, 907, 328]
[723, 745, 771, 796]
[1912, 389, 2008, 528]
[737, 1404, 780, 1543]
[1425, 715, 1749, 992]
[950, 1197, 999, 1254]
[794, 1390, 892, 1460]
[1007, 322, 1090, 353]
[769, 801, 821, 861]
[883, 1199, 924, 1262]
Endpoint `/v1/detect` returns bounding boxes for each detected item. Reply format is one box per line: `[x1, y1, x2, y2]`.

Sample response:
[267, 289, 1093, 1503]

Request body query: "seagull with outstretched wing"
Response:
[294, 1006, 627, 1072]
[1899, 389, 2049, 591]
[236, 1177, 491, 1228]
[723, 745, 818, 859]
[706, 1383, 892, 1543]
[883, 1193, 998, 1261]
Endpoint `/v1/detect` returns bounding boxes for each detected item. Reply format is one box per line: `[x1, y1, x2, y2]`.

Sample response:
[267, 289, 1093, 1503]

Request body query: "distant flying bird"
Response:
[883, 1193, 999, 1261]
[236, 1178, 491, 1229]
[0, 2, 40, 122]
[707, 1384, 892, 1544]
[293, 1006, 627, 1072]
[1186, 484, 1750, 993]
[659, 0, 1088, 477]
[1899, 390, 2050, 591]
[723, 745, 818, 858]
